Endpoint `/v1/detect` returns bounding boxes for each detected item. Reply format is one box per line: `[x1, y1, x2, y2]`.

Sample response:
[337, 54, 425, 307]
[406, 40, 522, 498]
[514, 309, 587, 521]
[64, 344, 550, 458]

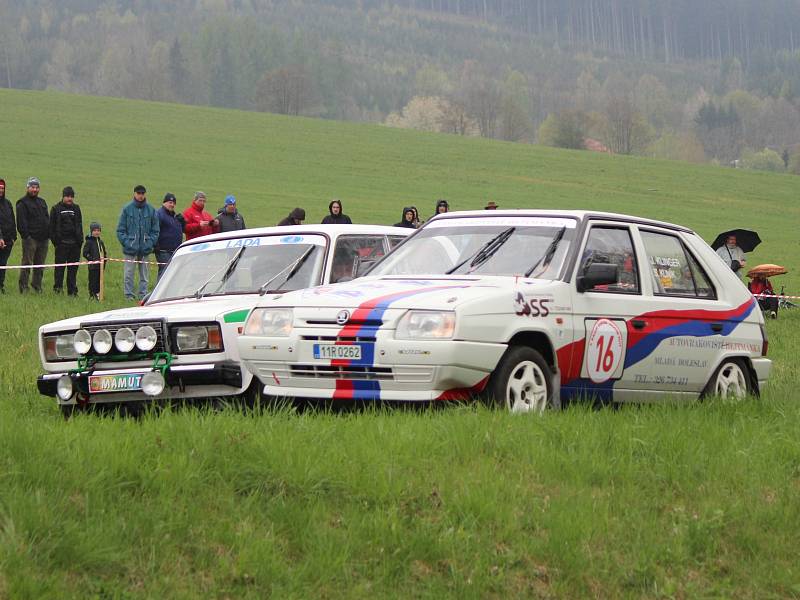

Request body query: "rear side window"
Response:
[641, 231, 716, 299]
[579, 227, 640, 294]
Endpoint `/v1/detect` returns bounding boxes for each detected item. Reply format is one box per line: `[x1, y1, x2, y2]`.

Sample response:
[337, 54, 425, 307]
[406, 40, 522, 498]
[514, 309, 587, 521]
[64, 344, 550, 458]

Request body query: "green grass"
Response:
[1, 89, 799, 598]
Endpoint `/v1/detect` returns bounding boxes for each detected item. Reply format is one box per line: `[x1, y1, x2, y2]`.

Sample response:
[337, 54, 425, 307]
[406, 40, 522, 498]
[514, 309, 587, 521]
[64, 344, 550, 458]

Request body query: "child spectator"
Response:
[82, 222, 107, 300]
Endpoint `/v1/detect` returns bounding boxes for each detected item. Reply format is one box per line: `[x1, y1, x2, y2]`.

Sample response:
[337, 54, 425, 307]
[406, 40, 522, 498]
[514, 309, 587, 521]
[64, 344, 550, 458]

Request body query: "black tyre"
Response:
[486, 346, 559, 413]
[702, 358, 752, 399]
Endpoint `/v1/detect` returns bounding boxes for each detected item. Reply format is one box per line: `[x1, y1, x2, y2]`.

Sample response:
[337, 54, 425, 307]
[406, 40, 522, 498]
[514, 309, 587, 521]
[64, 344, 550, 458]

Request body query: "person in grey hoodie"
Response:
[0, 178, 17, 293]
[16, 177, 49, 293]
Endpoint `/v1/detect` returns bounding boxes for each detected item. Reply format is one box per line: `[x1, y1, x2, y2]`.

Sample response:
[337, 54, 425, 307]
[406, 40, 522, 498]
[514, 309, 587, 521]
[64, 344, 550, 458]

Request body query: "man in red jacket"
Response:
[182, 191, 219, 240]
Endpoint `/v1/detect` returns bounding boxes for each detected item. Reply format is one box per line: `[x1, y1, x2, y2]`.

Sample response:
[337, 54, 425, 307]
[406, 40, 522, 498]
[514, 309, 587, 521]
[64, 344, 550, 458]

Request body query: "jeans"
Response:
[53, 244, 81, 294]
[123, 253, 150, 299]
[0, 243, 12, 290]
[155, 249, 176, 281]
[19, 237, 49, 292]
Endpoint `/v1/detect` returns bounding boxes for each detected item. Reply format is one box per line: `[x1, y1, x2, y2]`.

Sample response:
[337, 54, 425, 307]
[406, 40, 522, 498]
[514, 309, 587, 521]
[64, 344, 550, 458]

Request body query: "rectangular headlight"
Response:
[243, 308, 293, 337]
[395, 311, 455, 340]
[43, 333, 79, 361]
[174, 325, 223, 352]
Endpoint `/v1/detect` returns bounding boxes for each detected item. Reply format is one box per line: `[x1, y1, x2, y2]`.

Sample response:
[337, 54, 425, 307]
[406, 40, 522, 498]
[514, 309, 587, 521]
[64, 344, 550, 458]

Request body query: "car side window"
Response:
[640, 231, 716, 299]
[333, 235, 388, 282]
[580, 227, 640, 294]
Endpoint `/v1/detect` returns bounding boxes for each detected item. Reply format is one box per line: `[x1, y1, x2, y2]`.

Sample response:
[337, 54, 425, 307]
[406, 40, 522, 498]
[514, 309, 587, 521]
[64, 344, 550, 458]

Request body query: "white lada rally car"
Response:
[37, 224, 410, 412]
[237, 211, 771, 411]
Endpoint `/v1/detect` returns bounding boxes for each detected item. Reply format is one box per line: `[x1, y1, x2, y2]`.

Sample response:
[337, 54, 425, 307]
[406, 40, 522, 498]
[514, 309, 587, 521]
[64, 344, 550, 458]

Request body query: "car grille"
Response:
[79, 320, 169, 357]
[301, 335, 377, 343]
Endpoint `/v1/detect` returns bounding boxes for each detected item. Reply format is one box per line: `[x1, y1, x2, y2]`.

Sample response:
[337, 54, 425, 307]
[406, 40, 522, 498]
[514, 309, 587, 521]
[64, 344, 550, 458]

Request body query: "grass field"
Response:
[1, 88, 799, 598]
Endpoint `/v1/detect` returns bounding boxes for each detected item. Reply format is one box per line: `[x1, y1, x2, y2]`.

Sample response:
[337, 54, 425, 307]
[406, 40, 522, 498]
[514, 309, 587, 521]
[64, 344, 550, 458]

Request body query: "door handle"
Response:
[631, 319, 647, 330]
[710, 323, 723, 333]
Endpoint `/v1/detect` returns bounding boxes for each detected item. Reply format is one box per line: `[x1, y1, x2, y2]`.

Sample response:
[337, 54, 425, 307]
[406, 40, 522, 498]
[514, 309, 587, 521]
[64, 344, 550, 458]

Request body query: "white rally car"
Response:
[37, 224, 410, 413]
[237, 210, 771, 411]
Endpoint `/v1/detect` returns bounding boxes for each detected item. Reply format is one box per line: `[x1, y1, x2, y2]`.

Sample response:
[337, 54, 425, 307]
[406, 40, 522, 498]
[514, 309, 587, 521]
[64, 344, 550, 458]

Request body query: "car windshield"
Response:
[148, 234, 326, 302]
[370, 216, 577, 278]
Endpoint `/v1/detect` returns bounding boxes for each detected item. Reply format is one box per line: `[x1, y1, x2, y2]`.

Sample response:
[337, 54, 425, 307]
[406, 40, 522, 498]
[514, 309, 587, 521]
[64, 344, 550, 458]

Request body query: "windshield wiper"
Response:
[258, 246, 315, 295]
[525, 226, 567, 278]
[192, 246, 246, 299]
[445, 227, 516, 275]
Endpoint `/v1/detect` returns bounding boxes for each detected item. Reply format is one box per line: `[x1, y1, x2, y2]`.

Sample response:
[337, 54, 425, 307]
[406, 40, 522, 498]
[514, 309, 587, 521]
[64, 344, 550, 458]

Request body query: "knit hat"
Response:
[163, 192, 176, 203]
[62, 186, 75, 198]
[90, 222, 102, 232]
[225, 195, 236, 205]
[27, 177, 40, 187]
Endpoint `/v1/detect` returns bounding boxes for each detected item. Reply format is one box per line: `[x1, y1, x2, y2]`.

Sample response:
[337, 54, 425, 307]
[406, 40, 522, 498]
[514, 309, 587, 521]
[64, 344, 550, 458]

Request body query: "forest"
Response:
[3, 0, 800, 170]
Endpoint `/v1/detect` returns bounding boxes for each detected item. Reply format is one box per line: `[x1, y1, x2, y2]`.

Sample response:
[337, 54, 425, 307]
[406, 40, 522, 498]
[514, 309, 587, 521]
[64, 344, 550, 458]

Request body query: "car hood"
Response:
[40, 295, 260, 334]
[273, 275, 555, 311]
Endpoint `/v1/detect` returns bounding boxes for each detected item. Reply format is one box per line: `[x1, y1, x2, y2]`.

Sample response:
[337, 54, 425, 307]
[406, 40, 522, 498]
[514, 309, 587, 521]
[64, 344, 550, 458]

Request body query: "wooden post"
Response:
[99, 257, 105, 301]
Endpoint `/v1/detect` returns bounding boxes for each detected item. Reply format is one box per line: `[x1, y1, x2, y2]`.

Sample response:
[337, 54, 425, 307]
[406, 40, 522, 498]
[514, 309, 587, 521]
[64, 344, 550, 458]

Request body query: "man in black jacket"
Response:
[0, 178, 17, 293]
[321, 199, 352, 225]
[49, 186, 83, 295]
[16, 177, 49, 293]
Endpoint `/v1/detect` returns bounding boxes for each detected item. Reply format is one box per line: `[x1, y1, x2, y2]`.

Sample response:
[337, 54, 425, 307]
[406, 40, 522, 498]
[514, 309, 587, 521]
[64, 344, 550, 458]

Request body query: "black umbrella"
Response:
[711, 229, 762, 253]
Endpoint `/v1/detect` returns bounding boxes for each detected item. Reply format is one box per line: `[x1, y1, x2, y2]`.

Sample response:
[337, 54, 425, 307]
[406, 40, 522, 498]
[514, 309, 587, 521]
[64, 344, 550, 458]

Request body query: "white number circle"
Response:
[586, 319, 623, 383]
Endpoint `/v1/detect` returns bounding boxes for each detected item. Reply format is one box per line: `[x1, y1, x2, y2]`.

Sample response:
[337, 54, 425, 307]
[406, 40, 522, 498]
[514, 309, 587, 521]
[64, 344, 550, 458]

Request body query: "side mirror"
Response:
[577, 263, 619, 293]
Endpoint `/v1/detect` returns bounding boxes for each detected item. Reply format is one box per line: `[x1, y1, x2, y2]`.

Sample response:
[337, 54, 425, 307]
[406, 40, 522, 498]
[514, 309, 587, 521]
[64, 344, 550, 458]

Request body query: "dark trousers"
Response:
[88, 266, 101, 297]
[54, 244, 81, 294]
[156, 249, 176, 281]
[0, 243, 12, 290]
[19, 237, 49, 292]
[757, 296, 779, 313]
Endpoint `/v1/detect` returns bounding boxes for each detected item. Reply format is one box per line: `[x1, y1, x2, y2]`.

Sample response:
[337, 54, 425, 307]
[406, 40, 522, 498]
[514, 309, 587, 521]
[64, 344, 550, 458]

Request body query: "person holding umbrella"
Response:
[711, 229, 761, 278]
[747, 264, 787, 319]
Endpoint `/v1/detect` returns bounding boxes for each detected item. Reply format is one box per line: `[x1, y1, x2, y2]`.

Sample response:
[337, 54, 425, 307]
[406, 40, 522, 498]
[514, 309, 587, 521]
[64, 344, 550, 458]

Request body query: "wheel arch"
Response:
[702, 354, 759, 398]
[506, 330, 556, 369]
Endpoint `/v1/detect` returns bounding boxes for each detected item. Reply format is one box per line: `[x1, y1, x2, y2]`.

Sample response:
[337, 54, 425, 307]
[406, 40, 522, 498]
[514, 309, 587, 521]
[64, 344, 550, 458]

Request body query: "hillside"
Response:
[1, 88, 797, 289]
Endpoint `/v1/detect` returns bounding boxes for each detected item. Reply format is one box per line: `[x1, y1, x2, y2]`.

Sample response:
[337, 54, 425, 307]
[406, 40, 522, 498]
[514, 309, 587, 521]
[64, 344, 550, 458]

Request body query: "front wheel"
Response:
[703, 359, 752, 399]
[486, 346, 558, 413]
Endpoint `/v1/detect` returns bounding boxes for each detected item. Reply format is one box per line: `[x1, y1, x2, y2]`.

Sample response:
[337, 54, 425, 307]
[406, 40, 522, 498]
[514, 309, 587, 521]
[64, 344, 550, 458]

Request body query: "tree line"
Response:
[3, 0, 800, 171]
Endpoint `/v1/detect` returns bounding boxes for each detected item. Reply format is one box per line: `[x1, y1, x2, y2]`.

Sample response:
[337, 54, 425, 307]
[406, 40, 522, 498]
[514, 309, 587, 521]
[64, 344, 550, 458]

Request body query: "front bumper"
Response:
[38, 361, 244, 404]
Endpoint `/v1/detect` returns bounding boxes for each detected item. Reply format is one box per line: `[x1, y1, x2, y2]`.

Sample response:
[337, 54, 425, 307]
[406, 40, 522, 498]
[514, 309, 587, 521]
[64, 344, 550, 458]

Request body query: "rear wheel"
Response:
[703, 359, 752, 399]
[486, 346, 558, 413]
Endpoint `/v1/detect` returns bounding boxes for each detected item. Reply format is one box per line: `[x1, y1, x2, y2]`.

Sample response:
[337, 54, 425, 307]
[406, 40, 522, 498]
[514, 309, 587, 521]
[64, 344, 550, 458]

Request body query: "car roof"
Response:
[427, 209, 695, 234]
[179, 224, 412, 249]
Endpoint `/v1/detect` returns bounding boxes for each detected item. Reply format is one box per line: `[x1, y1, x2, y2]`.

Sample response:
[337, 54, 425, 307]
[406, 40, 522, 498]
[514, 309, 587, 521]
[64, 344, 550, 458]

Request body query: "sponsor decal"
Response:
[88, 373, 144, 393]
[280, 235, 304, 243]
[225, 237, 261, 248]
[514, 292, 551, 317]
[224, 309, 250, 323]
[586, 319, 624, 383]
[190, 242, 211, 252]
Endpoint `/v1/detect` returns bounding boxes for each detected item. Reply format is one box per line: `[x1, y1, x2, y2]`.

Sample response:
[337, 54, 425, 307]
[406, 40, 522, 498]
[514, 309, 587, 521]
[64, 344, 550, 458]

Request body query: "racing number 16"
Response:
[586, 319, 624, 383]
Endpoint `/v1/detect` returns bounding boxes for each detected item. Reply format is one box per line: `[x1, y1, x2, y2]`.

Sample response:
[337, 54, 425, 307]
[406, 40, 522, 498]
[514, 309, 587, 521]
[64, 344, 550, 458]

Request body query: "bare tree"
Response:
[458, 60, 501, 138]
[257, 65, 312, 116]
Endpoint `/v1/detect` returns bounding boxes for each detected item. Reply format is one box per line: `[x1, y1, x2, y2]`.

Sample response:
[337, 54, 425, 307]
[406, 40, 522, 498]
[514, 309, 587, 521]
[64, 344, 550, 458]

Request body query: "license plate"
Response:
[313, 344, 362, 360]
[88, 373, 144, 393]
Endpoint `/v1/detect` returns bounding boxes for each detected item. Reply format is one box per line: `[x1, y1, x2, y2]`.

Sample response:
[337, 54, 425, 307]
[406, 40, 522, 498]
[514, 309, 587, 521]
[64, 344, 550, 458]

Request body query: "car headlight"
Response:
[244, 308, 293, 337]
[395, 311, 455, 340]
[174, 324, 223, 352]
[43, 333, 79, 361]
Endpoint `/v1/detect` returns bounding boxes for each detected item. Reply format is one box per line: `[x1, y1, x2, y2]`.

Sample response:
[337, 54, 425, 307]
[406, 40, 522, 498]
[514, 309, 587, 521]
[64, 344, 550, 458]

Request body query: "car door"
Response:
[566, 222, 654, 402]
[624, 227, 726, 394]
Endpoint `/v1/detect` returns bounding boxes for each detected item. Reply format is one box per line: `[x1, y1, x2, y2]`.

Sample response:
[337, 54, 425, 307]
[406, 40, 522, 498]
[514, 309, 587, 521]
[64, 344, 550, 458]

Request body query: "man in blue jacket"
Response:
[155, 192, 184, 281]
[116, 184, 159, 300]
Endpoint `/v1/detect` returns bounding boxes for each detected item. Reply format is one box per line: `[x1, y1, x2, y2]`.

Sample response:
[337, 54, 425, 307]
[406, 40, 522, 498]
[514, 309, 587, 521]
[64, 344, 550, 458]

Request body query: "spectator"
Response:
[217, 195, 246, 232]
[82, 222, 107, 300]
[485, 201, 499, 210]
[748, 274, 778, 319]
[16, 177, 49, 293]
[155, 192, 184, 281]
[277, 208, 305, 226]
[0, 178, 16, 294]
[394, 207, 416, 228]
[183, 191, 220, 240]
[117, 184, 159, 300]
[410, 206, 421, 228]
[321, 199, 352, 225]
[434, 199, 449, 216]
[49, 186, 83, 295]
[715, 234, 746, 276]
